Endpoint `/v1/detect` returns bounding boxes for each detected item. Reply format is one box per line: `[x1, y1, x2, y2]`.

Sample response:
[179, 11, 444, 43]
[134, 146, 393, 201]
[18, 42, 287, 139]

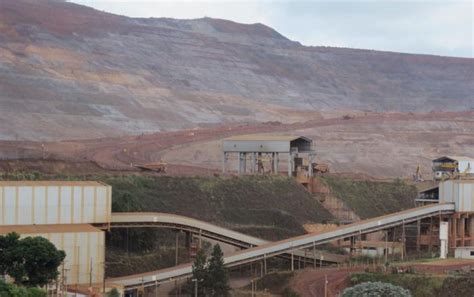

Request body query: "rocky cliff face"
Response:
[0, 0, 473, 140]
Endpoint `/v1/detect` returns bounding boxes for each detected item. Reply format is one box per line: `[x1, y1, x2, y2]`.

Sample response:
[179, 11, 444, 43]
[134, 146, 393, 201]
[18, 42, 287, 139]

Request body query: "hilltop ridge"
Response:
[0, 0, 472, 140]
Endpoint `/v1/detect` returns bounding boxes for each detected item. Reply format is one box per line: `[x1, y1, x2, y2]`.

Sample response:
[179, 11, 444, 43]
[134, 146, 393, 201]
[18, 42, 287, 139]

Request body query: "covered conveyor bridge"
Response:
[106, 212, 346, 264]
[107, 203, 455, 289]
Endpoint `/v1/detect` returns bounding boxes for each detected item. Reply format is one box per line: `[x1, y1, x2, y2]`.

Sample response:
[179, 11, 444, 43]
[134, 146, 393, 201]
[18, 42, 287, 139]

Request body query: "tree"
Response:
[0, 279, 46, 297]
[191, 249, 207, 296]
[206, 244, 229, 297]
[0, 233, 66, 287]
[107, 288, 120, 297]
[341, 281, 412, 297]
[0, 232, 20, 275]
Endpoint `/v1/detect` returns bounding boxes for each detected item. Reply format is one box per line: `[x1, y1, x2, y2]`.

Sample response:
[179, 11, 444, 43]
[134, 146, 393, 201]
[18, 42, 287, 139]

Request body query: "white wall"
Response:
[455, 247, 474, 259]
[458, 161, 473, 174]
[19, 230, 105, 285]
[439, 180, 474, 212]
[0, 183, 112, 225]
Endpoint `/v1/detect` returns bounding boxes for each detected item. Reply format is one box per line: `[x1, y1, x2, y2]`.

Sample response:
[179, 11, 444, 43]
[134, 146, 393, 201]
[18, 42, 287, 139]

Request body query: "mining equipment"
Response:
[135, 162, 167, 173]
[312, 162, 330, 174]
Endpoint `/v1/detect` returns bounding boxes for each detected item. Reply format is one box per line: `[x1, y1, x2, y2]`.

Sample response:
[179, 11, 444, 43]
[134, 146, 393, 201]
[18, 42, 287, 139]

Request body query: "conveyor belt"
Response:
[108, 203, 454, 289]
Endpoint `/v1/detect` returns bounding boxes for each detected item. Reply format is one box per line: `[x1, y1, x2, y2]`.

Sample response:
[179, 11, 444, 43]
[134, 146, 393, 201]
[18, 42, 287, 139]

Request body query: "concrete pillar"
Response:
[251, 152, 256, 173]
[440, 221, 449, 259]
[288, 153, 293, 177]
[274, 153, 279, 174]
[308, 153, 314, 177]
[238, 152, 243, 174]
[242, 152, 247, 173]
[222, 152, 227, 173]
[258, 153, 263, 174]
[416, 219, 421, 253]
[271, 153, 275, 174]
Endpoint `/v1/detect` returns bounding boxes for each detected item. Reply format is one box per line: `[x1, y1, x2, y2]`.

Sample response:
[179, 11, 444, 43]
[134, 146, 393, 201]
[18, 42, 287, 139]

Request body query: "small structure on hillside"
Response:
[454, 246, 474, 259]
[432, 156, 474, 180]
[222, 135, 316, 177]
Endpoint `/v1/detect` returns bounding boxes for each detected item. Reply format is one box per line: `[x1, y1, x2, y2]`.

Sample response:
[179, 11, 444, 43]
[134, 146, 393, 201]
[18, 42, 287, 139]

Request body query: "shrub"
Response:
[341, 281, 411, 297]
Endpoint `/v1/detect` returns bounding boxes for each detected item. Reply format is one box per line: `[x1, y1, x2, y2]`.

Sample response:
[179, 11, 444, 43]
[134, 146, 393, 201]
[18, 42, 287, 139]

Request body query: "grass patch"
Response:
[320, 176, 417, 218]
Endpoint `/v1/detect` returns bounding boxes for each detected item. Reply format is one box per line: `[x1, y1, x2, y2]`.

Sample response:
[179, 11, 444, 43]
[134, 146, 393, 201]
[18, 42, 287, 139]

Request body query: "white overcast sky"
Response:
[70, 0, 473, 58]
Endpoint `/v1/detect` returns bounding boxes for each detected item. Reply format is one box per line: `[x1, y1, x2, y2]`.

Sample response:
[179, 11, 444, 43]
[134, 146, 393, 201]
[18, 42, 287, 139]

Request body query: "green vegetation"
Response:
[0, 280, 46, 297]
[206, 244, 230, 296]
[350, 273, 442, 297]
[108, 175, 334, 239]
[0, 232, 65, 287]
[436, 276, 474, 297]
[107, 288, 120, 297]
[189, 245, 230, 297]
[0, 172, 334, 240]
[350, 272, 474, 297]
[319, 176, 417, 218]
[342, 281, 412, 297]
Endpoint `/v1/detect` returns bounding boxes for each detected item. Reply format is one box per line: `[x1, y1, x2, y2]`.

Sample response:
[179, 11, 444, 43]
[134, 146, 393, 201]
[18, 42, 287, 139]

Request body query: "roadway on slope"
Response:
[107, 203, 455, 289]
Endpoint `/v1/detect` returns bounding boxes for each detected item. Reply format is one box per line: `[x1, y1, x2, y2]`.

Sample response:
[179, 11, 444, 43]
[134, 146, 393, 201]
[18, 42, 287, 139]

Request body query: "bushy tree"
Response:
[188, 244, 229, 296]
[107, 288, 120, 297]
[0, 232, 20, 274]
[206, 244, 229, 297]
[341, 281, 412, 297]
[0, 233, 65, 287]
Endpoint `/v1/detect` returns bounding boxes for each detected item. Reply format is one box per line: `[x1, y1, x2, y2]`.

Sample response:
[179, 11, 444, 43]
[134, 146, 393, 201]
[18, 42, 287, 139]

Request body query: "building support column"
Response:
[242, 152, 247, 174]
[288, 153, 293, 177]
[401, 221, 406, 261]
[416, 219, 421, 253]
[222, 152, 227, 173]
[251, 152, 256, 173]
[175, 231, 179, 266]
[428, 216, 434, 253]
[274, 153, 279, 174]
[308, 153, 315, 177]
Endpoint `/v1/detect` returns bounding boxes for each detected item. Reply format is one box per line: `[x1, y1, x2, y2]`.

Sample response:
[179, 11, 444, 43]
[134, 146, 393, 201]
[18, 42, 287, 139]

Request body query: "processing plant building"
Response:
[0, 181, 111, 286]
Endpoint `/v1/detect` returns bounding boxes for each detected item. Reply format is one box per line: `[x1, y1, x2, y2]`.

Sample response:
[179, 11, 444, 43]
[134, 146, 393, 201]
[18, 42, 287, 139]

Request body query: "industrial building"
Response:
[0, 181, 111, 289]
[222, 135, 316, 177]
[0, 224, 105, 285]
[432, 156, 474, 180]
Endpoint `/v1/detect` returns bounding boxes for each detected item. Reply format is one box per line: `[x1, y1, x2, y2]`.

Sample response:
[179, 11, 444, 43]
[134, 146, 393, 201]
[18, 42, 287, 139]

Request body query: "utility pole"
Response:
[175, 231, 179, 266]
[324, 274, 328, 297]
[402, 221, 406, 261]
[313, 242, 316, 269]
[192, 278, 201, 297]
[89, 257, 93, 289]
[102, 262, 106, 296]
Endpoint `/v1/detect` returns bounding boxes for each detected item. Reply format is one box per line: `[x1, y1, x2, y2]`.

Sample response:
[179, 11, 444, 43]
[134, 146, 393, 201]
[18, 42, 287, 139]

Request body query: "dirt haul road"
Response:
[0, 111, 472, 177]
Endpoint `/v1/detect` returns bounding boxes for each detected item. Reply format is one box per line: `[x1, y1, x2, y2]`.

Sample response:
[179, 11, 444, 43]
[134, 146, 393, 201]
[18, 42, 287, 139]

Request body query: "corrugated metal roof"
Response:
[0, 224, 102, 234]
[433, 156, 474, 162]
[0, 181, 108, 187]
[225, 135, 311, 142]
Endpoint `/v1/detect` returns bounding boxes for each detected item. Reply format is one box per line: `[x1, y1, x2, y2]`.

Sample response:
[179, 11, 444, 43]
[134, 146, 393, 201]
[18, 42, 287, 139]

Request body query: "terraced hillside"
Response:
[0, 0, 472, 140]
